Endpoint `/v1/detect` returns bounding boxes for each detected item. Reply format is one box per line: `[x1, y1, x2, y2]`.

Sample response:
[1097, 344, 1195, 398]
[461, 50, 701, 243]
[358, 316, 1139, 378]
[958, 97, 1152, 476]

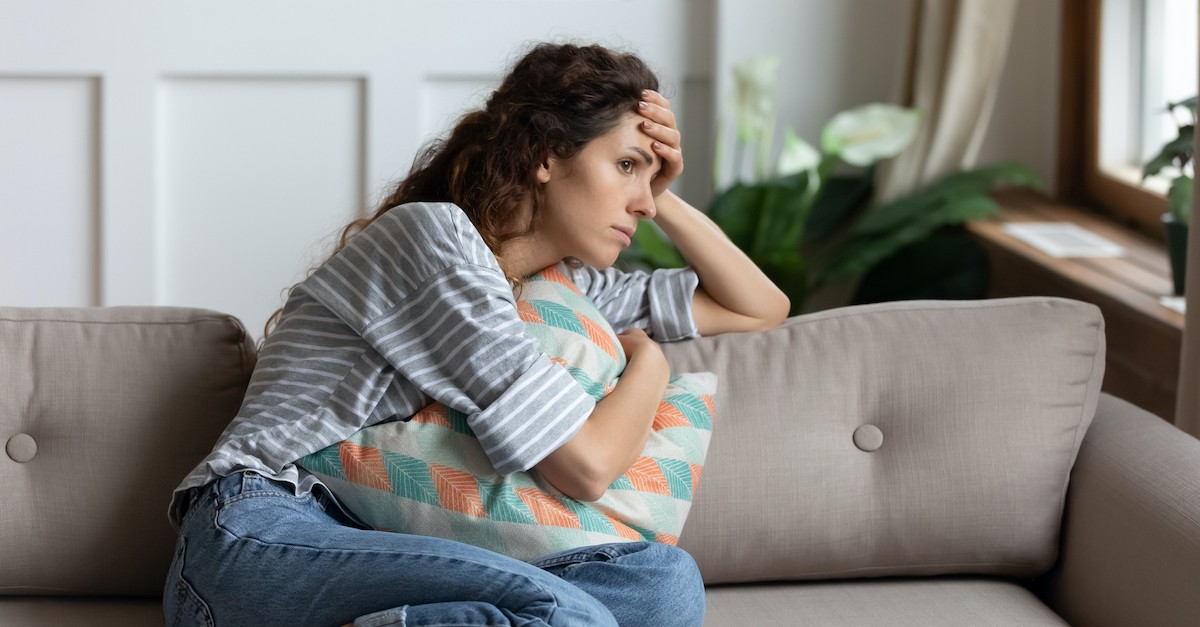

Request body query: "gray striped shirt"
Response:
[169, 201, 699, 526]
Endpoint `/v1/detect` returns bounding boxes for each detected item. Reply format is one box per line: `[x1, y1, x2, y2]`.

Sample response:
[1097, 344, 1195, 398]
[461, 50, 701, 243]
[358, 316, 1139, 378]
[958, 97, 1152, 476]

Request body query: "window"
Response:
[1059, 0, 1196, 238]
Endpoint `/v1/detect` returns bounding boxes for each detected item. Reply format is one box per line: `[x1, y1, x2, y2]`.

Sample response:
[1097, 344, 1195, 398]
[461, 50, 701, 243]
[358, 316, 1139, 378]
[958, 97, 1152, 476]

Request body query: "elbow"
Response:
[550, 468, 609, 502]
[569, 480, 609, 503]
[534, 442, 612, 502]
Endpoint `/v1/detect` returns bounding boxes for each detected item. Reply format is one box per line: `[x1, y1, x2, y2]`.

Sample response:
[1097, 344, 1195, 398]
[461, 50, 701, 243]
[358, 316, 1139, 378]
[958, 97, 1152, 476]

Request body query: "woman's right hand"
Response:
[617, 328, 669, 386]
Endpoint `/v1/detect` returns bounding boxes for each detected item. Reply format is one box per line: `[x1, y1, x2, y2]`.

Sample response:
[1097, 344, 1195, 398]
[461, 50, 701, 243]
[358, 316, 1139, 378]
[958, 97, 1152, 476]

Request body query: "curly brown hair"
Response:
[262, 42, 660, 340]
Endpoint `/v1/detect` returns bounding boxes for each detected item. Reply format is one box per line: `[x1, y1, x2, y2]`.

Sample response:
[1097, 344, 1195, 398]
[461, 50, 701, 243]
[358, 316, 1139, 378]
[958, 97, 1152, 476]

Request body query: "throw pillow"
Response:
[298, 262, 716, 560]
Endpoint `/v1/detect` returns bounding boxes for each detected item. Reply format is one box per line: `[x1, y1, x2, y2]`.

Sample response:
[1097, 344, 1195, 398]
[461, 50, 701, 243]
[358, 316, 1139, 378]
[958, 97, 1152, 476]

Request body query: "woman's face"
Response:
[535, 113, 659, 269]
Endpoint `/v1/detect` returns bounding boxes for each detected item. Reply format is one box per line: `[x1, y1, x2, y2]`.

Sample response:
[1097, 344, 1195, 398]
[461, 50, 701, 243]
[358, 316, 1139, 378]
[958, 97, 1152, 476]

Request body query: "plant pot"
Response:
[1163, 212, 1188, 296]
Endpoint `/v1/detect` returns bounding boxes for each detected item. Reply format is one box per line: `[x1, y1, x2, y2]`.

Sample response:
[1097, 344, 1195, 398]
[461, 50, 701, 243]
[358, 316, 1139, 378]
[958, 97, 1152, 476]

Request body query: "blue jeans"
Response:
[163, 471, 706, 627]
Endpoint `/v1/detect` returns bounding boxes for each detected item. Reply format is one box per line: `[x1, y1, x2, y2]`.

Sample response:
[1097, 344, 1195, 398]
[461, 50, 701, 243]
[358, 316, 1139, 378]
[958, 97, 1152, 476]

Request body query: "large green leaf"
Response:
[707, 183, 768, 251]
[1144, 126, 1195, 179]
[755, 248, 808, 315]
[851, 226, 990, 305]
[822, 193, 1000, 283]
[851, 163, 1038, 237]
[803, 172, 874, 244]
[621, 221, 686, 269]
[751, 173, 811, 254]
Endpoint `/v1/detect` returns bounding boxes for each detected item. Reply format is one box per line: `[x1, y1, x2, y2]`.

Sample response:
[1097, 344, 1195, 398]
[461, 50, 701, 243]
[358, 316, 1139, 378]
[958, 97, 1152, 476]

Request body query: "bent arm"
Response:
[535, 332, 670, 501]
[652, 191, 790, 335]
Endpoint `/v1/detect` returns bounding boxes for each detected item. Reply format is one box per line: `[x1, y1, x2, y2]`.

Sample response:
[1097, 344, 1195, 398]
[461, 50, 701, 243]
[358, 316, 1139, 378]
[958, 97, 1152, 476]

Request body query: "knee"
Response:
[640, 544, 707, 625]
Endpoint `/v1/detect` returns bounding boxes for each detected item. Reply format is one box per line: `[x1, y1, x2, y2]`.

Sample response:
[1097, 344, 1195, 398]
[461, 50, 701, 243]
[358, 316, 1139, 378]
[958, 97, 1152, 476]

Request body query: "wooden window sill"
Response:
[966, 188, 1183, 422]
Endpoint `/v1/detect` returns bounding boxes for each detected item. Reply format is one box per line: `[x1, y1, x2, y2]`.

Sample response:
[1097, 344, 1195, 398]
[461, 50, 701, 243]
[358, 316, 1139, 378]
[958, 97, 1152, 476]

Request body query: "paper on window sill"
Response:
[1160, 296, 1186, 314]
[1001, 222, 1126, 258]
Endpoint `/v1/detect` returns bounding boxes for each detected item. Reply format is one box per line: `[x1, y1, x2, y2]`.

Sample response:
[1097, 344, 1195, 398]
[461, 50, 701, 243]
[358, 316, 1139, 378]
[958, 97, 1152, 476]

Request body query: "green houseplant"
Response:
[1143, 96, 1194, 295]
[622, 56, 1038, 314]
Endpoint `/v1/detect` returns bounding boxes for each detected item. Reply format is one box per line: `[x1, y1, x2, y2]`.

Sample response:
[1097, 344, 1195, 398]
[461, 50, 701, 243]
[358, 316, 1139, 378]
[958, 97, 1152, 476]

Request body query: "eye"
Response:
[618, 159, 635, 173]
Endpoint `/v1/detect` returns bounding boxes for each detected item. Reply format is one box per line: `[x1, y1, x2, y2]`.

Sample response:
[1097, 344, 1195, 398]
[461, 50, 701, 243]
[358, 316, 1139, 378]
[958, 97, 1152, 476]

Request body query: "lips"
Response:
[613, 225, 635, 246]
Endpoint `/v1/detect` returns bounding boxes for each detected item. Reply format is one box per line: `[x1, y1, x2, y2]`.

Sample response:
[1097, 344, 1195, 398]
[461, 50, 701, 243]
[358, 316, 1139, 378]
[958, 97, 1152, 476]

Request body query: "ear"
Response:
[536, 159, 552, 184]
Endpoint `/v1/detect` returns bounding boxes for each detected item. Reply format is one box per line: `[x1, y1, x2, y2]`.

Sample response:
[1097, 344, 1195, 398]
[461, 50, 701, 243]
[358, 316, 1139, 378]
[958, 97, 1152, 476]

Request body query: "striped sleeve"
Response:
[568, 264, 700, 341]
[299, 204, 594, 474]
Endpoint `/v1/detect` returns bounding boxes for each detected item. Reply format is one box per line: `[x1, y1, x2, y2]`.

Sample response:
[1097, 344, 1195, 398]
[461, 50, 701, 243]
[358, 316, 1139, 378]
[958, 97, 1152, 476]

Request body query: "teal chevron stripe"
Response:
[623, 520, 659, 543]
[562, 498, 617, 535]
[477, 481, 538, 525]
[566, 366, 607, 401]
[378, 450, 440, 506]
[298, 446, 346, 480]
[658, 427, 707, 464]
[446, 406, 475, 436]
[655, 458, 694, 501]
[607, 475, 634, 491]
[529, 300, 587, 336]
[664, 394, 713, 430]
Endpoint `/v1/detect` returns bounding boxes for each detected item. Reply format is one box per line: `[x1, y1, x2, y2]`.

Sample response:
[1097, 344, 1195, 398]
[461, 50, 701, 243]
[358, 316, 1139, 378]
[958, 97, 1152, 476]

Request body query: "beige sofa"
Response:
[2, 298, 1198, 626]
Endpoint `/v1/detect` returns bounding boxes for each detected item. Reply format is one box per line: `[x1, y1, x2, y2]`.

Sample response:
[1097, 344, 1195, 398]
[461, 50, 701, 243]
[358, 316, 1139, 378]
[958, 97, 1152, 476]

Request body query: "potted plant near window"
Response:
[1144, 96, 1194, 296]
[622, 56, 1038, 314]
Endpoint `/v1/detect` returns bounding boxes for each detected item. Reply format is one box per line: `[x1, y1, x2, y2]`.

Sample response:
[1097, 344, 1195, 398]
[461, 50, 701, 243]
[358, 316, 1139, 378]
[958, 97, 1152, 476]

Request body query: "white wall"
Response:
[1, 0, 1060, 335]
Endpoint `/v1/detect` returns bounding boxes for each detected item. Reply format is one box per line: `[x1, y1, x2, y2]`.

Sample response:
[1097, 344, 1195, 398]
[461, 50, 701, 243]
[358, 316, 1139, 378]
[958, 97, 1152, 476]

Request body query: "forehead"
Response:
[591, 114, 653, 149]
[584, 114, 656, 162]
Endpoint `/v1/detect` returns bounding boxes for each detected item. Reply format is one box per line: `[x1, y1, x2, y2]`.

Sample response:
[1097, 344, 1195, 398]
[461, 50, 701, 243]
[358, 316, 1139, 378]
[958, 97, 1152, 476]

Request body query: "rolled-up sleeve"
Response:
[568, 264, 700, 341]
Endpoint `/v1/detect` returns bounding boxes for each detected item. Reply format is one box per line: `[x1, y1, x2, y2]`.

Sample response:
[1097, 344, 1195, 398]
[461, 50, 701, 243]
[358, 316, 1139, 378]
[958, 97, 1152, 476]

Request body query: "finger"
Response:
[651, 141, 684, 177]
[637, 99, 677, 129]
[641, 89, 672, 110]
[640, 119, 681, 149]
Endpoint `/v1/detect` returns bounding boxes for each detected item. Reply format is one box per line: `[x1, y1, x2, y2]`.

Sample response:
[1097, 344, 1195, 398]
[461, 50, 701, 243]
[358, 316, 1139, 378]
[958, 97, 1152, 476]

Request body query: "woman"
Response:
[164, 42, 789, 627]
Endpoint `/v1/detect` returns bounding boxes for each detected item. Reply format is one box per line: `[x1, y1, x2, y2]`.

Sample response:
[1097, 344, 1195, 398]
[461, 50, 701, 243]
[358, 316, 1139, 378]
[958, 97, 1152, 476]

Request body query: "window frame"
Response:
[1058, 0, 1170, 241]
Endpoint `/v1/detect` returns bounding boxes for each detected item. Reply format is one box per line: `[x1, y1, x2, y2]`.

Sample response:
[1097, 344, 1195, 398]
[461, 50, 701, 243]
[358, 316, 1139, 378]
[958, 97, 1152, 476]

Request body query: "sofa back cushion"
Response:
[0, 307, 254, 596]
[662, 297, 1106, 584]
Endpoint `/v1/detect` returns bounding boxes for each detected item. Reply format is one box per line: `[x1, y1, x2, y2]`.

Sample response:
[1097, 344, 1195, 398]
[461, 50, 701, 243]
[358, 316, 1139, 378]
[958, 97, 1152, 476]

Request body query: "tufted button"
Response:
[6, 433, 37, 463]
[853, 425, 883, 452]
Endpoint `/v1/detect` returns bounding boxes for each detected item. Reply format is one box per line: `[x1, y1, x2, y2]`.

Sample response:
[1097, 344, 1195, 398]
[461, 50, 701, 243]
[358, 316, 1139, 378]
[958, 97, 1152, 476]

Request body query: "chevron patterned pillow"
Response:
[298, 262, 716, 560]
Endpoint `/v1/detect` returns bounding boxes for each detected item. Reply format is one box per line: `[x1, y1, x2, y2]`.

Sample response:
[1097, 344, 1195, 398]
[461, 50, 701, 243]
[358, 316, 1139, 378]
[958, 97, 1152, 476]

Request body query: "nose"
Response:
[631, 184, 656, 219]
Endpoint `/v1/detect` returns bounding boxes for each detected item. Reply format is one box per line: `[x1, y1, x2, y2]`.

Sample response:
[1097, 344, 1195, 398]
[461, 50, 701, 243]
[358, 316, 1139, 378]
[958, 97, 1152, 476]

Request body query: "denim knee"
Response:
[646, 544, 706, 624]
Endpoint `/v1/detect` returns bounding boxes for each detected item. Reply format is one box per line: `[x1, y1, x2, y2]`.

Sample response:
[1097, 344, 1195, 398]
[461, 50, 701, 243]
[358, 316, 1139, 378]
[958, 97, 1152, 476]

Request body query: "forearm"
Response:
[653, 190, 790, 322]
[535, 351, 669, 501]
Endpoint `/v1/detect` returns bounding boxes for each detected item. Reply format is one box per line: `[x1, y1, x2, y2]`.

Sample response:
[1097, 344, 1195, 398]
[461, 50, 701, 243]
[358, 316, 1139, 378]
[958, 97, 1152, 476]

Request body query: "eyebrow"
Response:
[629, 146, 655, 168]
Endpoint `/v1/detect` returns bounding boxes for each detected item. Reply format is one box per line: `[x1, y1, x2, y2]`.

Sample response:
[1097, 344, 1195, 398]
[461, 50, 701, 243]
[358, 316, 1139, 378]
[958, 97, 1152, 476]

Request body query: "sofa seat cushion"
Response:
[662, 297, 1106, 583]
[705, 578, 1068, 626]
[0, 597, 163, 626]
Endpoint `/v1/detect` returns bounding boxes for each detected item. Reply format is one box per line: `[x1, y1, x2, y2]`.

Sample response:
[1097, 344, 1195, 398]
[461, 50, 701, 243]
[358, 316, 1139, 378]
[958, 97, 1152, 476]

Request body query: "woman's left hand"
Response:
[638, 90, 683, 199]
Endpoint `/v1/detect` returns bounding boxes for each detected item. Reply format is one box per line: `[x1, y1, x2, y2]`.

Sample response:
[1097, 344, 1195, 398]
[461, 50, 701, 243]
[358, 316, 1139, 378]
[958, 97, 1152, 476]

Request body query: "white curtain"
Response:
[874, 0, 1019, 203]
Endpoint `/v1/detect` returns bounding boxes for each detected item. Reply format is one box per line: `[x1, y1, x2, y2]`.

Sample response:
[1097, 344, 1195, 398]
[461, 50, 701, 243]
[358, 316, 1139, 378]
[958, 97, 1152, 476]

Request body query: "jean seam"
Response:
[531, 545, 626, 569]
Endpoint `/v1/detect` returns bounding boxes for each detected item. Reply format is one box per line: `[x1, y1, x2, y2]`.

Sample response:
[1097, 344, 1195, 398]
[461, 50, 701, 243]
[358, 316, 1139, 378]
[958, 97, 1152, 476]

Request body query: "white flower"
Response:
[822, 104, 920, 166]
[732, 55, 780, 143]
[776, 128, 820, 177]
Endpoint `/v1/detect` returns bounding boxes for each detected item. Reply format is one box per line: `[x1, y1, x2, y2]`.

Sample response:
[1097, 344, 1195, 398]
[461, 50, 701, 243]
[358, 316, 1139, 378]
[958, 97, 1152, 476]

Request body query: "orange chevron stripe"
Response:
[517, 299, 543, 323]
[411, 403, 452, 428]
[429, 463, 487, 519]
[514, 488, 582, 529]
[540, 265, 582, 295]
[606, 514, 644, 541]
[656, 532, 679, 545]
[625, 457, 671, 495]
[338, 442, 393, 492]
[549, 356, 569, 369]
[690, 463, 703, 492]
[652, 401, 691, 431]
[577, 313, 619, 360]
[701, 394, 715, 418]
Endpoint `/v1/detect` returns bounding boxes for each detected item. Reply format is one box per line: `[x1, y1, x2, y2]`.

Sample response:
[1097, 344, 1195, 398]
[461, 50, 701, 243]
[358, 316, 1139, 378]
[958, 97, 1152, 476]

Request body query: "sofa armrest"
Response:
[1037, 393, 1200, 627]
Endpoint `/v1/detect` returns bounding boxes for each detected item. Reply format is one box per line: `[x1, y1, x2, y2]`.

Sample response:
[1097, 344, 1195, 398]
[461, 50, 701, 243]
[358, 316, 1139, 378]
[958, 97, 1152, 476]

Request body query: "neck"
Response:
[499, 232, 562, 279]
